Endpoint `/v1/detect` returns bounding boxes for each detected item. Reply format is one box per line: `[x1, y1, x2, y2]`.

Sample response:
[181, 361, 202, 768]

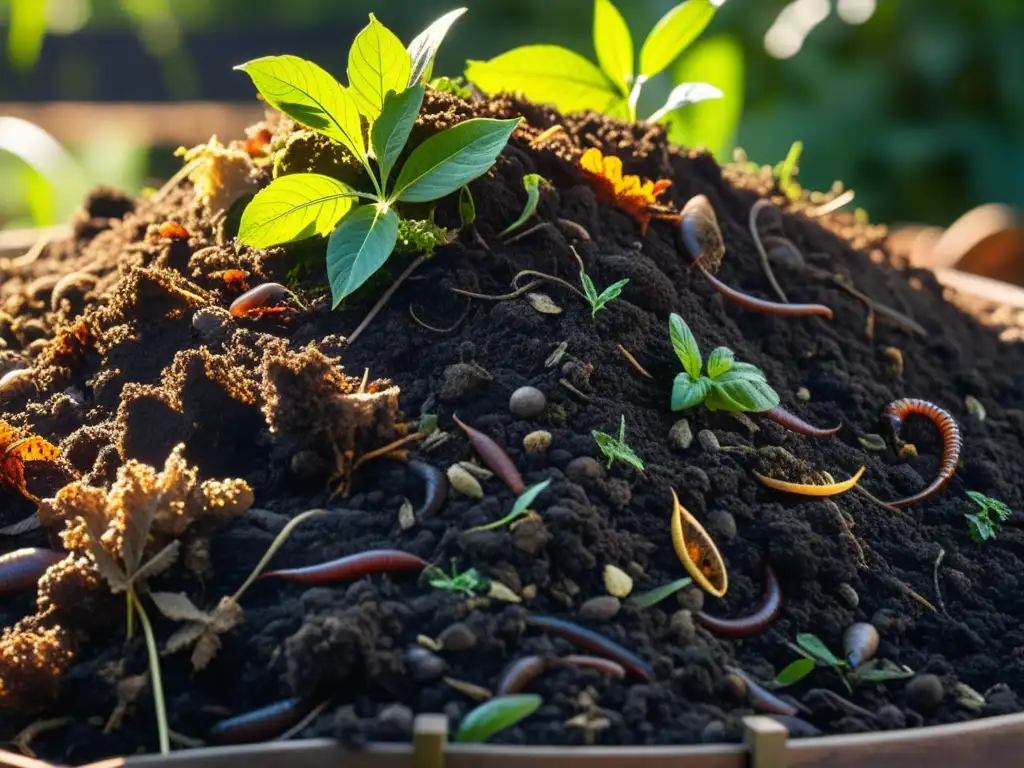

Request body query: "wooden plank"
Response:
[413, 714, 448, 768]
[82, 740, 411, 768]
[445, 743, 747, 768]
[744, 716, 787, 768]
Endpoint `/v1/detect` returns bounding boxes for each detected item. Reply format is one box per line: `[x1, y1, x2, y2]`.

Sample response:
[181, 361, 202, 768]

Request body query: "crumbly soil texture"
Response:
[2, 91, 1024, 764]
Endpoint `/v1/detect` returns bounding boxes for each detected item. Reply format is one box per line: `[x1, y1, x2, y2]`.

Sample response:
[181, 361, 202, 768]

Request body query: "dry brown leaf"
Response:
[154, 594, 242, 671]
[165, 623, 206, 656]
[132, 540, 180, 584]
[526, 292, 562, 314]
[150, 591, 208, 623]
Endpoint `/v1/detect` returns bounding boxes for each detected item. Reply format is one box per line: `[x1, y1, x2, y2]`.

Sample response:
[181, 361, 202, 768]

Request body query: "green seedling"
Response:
[965, 491, 1013, 543]
[429, 75, 473, 101]
[630, 576, 693, 608]
[468, 478, 551, 533]
[593, 415, 645, 471]
[234, 9, 520, 307]
[774, 140, 803, 202]
[455, 694, 543, 742]
[669, 313, 780, 414]
[501, 174, 550, 236]
[580, 267, 629, 318]
[426, 559, 491, 596]
[458, 185, 476, 227]
[466, 0, 723, 123]
[777, 633, 913, 691]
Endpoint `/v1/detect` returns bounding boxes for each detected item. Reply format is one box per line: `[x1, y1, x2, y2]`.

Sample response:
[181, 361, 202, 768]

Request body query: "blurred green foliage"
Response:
[1, 0, 1023, 229]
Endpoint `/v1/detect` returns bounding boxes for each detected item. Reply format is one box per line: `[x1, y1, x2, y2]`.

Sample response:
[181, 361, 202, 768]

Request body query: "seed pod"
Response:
[680, 195, 725, 272]
[603, 565, 633, 598]
[447, 464, 484, 499]
[843, 622, 879, 668]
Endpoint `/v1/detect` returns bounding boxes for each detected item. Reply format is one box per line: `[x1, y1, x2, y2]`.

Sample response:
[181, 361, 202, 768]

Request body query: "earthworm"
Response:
[0, 548, 63, 596]
[407, 460, 447, 517]
[260, 549, 428, 585]
[727, 666, 798, 717]
[762, 406, 841, 437]
[208, 698, 312, 745]
[229, 283, 288, 317]
[560, 654, 627, 679]
[496, 655, 546, 695]
[524, 615, 655, 681]
[748, 200, 790, 302]
[843, 622, 879, 668]
[881, 398, 962, 507]
[696, 563, 781, 638]
[697, 264, 834, 319]
[452, 414, 526, 495]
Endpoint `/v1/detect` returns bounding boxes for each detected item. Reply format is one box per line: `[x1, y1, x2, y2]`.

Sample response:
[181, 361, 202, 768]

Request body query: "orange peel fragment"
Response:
[578, 148, 676, 234]
[670, 489, 728, 598]
[754, 466, 866, 497]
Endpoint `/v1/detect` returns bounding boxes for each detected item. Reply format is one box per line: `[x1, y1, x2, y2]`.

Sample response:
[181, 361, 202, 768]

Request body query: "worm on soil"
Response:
[260, 549, 428, 585]
[496, 656, 547, 695]
[748, 199, 791, 303]
[881, 398, 962, 507]
[406, 460, 447, 517]
[523, 615, 655, 682]
[726, 666, 798, 716]
[559, 654, 627, 680]
[452, 414, 526, 495]
[696, 563, 781, 638]
[0, 548, 63, 596]
[697, 264, 834, 319]
[207, 698, 313, 745]
[761, 406, 841, 437]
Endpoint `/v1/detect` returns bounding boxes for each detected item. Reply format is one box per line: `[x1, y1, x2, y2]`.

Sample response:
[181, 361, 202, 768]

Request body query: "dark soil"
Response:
[2, 91, 1024, 764]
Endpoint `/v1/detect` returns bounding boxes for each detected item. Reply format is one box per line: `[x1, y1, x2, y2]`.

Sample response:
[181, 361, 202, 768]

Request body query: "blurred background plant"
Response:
[1, 0, 1022, 230]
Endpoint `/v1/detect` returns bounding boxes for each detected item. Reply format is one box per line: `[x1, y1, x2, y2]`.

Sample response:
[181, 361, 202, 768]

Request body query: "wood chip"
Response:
[526, 292, 563, 314]
[488, 581, 522, 603]
[444, 677, 493, 702]
[546, 341, 568, 368]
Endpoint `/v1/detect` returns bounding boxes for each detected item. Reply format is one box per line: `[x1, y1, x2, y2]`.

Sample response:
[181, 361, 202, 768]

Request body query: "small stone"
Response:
[0, 368, 35, 403]
[398, 498, 416, 530]
[375, 703, 414, 739]
[701, 720, 726, 744]
[668, 420, 694, 451]
[906, 674, 944, 712]
[191, 306, 233, 345]
[487, 581, 521, 603]
[438, 623, 477, 652]
[509, 386, 546, 419]
[858, 434, 887, 451]
[603, 565, 633, 597]
[899, 443, 918, 458]
[289, 449, 327, 479]
[578, 596, 621, 622]
[526, 293, 562, 314]
[439, 362, 491, 402]
[880, 346, 904, 377]
[796, 387, 811, 401]
[836, 583, 859, 608]
[670, 610, 697, 644]
[708, 510, 737, 541]
[447, 465, 484, 499]
[566, 456, 605, 485]
[964, 395, 986, 421]
[875, 704, 906, 730]
[406, 647, 446, 682]
[521, 584, 537, 600]
[676, 586, 705, 613]
[722, 673, 748, 701]
[523, 430, 552, 453]
[697, 429, 720, 452]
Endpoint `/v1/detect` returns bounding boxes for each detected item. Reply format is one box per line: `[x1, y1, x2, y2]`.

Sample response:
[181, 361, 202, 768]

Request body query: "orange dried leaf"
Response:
[670, 489, 727, 597]
[244, 128, 273, 158]
[0, 423, 60, 502]
[8, 437, 60, 463]
[578, 147, 676, 234]
[754, 466, 866, 497]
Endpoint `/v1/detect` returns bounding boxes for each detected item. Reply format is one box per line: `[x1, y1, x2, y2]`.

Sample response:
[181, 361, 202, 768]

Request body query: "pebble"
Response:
[722, 673, 748, 701]
[700, 720, 727, 744]
[0, 368, 34, 403]
[676, 586, 705, 613]
[708, 510, 737, 541]
[522, 584, 537, 600]
[670, 610, 697, 644]
[875, 704, 906, 729]
[523, 430, 552, 453]
[438, 623, 477, 652]
[668, 419, 693, 450]
[697, 429, 720, 452]
[447, 465, 484, 499]
[906, 674, 944, 712]
[405, 647, 446, 681]
[375, 703, 414, 738]
[509, 386, 546, 419]
[51, 272, 98, 315]
[566, 456, 605, 486]
[796, 387, 811, 401]
[603, 565, 633, 597]
[192, 307, 233, 344]
[880, 346, 904, 377]
[836, 583, 859, 608]
[578, 596, 621, 622]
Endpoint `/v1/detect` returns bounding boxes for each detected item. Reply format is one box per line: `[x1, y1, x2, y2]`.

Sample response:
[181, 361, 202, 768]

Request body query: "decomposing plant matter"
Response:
[578, 148, 677, 234]
[670, 489, 727, 598]
[881, 398, 962, 508]
[0, 421, 61, 502]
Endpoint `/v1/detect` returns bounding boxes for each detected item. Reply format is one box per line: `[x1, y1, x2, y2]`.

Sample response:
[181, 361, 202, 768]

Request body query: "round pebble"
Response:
[708, 510, 737, 541]
[523, 430, 552, 453]
[670, 609, 697, 644]
[700, 720, 727, 744]
[566, 456, 605, 485]
[796, 387, 811, 401]
[697, 429, 720, 452]
[0, 368, 35, 403]
[405, 647, 446, 682]
[509, 386, 546, 419]
[192, 307, 233, 344]
[578, 596, 621, 622]
[375, 703, 414, 738]
[836, 583, 859, 608]
[906, 674, 944, 712]
[668, 419, 694, 450]
[438, 622, 477, 651]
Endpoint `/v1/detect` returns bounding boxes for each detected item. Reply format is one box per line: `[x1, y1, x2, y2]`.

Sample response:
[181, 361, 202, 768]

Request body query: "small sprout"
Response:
[580, 265, 629, 318]
[427, 560, 491, 597]
[670, 489, 727, 597]
[629, 576, 693, 608]
[965, 491, 1013, 543]
[454, 694, 542, 743]
[578, 148, 676, 234]
[458, 185, 476, 227]
[429, 75, 473, 100]
[774, 140, 803, 202]
[775, 657, 816, 686]
[592, 415, 644, 471]
[501, 174, 550, 237]
[467, 479, 551, 533]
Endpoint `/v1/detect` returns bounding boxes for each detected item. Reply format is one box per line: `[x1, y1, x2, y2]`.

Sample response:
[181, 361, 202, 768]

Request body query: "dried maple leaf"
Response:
[578, 147, 677, 234]
[150, 592, 243, 671]
[0, 422, 61, 502]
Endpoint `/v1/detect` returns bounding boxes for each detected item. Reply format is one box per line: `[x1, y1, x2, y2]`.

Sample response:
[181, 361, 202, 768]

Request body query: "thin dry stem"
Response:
[231, 508, 328, 601]
[503, 222, 555, 245]
[451, 280, 544, 301]
[409, 298, 471, 333]
[617, 345, 652, 379]
[350, 432, 427, 473]
[807, 189, 856, 218]
[274, 699, 332, 742]
[512, 270, 589, 301]
[933, 547, 949, 618]
[346, 254, 429, 346]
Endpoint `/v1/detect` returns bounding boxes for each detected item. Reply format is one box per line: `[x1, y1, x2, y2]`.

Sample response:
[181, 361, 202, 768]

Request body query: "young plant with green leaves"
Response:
[669, 313, 780, 414]
[234, 9, 520, 306]
[468, 478, 551, 532]
[777, 633, 913, 691]
[426, 559, 491, 596]
[965, 491, 1013, 543]
[580, 267, 629, 318]
[593, 415, 645, 471]
[501, 173, 549, 237]
[466, 0, 722, 123]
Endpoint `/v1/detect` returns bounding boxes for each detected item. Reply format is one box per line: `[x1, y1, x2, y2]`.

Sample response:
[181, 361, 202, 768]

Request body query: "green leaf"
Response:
[468, 478, 552, 533]
[407, 7, 468, 86]
[639, 0, 717, 78]
[427, 564, 490, 596]
[592, 420, 644, 472]
[580, 270, 599, 303]
[238, 173, 359, 248]
[966, 512, 995, 543]
[796, 633, 844, 668]
[458, 185, 476, 226]
[705, 367, 779, 413]
[776, 141, 803, 201]
[326, 204, 400, 307]
[671, 372, 711, 411]
[667, 34, 744, 158]
[669, 313, 702, 379]
[394, 117, 520, 203]
[500, 173, 546, 236]
[647, 81, 723, 123]
[466, 45, 621, 115]
[372, 85, 425, 187]
[235, 55, 365, 160]
[348, 14, 412, 119]
[596, 278, 630, 307]
[593, 0, 634, 97]
[776, 658, 816, 686]
[630, 577, 693, 608]
[455, 694, 543, 743]
[706, 346, 734, 378]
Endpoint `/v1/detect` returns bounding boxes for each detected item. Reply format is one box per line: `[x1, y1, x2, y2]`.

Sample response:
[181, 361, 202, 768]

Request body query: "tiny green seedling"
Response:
[777, 633, 913, 691]
[458, 185, 476, 227]
[501, 174, 549, 237]
[630, 576, 693, 608]
[669, 313, 779, 414]
[580, 267, 629, 318]
[467, 478, 551, 532]
[466, 0, 723, 123]
[774, 140, 803, 202]
[234, 9, 521, 307]
[426, 559, 491, 596]
[965, 491, 1013, 543]
[593, 415, 644, 471]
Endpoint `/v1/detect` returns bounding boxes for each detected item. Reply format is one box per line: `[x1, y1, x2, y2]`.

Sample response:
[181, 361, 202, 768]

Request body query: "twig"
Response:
[749, 200, 790, 303]
[351, 432, 427, 472]
[346, 254, 429, 346]
[618, 345, 652, 379]
[274, 699, 332, 742]
[132, 588, 169, 755]
[512, 270, 589, 301]
[806, 264, 927, 337]
[503, 221, 555, 245]
[807, 189, 856, 218]
[556, 218, 592, 241]
[231, 509, 327, 601]
[451, 280, 544, 301]
[470, 226, 491, 253]
[409, 298, 471, 333]
[358, 368, 370, 394]
[529, 124, 565, 148]
[559, 378, 592, 402]
[933, 547, 949, 618]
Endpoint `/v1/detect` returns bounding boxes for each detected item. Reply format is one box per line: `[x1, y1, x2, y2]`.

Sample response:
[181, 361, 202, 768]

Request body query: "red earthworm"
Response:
[229, 282, 289, 317]
[762, 406, 841, 437]
[0, 548, 63, 596]
[881, 398, 962, 507]
[727, 666, 798, 717]
[260, 549, 428, 585]
[208, 698, 312, 745]
[524, 615, 655, 681]
[452, 414, 526, 495]
[496, 655, 546, 695]
[696, 264, 834, 319]
[407, 460, 447, 517]
[560, 654, 627, 679]
[696, 563, 781, 638]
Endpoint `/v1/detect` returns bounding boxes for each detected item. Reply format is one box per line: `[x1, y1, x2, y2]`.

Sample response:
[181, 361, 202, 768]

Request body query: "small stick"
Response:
[346, 254, 429, 346]
[933, 547, 949, 618]
[512, 269, 589, 301]
[503, 221, 555, 245]
[358, 368, 370, 394]
[807, 189, 856, 218]
[559, 378, 591, 402]
[556, 218, 592, 241]
[351, 432, 427, 473]
[470, 226, 491, 253]
[451, 280, 544, 301]
[853, 485, 904, 514]
[749, 200, 790, 303]
[529, 125, 565, 148]
[618, 345, 652, 378]
[409, 298, 471, 333]
[273, 699, 331, 742]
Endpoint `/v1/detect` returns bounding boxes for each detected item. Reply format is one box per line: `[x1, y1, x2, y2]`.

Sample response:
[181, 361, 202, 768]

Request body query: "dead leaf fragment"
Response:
[526, 293, 562, 314]
[151, 592, 243, 671]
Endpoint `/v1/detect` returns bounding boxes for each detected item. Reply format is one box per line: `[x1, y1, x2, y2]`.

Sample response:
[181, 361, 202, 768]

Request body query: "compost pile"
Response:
[2, 90, 1024, 764]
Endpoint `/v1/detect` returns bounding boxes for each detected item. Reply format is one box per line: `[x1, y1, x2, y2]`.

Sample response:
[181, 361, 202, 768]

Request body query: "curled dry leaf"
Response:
[151, 591, 244, 671]
[526, 293, 563, 314]
[670, 490, 728, 597]
[858, 434, 887, 451]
